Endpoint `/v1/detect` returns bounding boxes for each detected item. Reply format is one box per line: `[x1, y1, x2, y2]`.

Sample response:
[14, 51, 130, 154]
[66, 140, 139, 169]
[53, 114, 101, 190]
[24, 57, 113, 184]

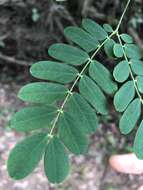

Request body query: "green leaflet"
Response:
[7, 133, 47, 179]
[48, 43, 89, 66]
[11, 106, 57, 131]
[59, 112, 88, 155]
[120, 33, 133, 44]
[64, 26, 99, 52]
[104, 39, 115, 58]
[134, 121, 143, 159]
[114, 81, 135, 112]
[119, 98, 141, 134]
[125, 44, 142, 59]
[66, 93, 98, 134]
[44, 137, 69, 183]
[79, 75, 108, 115]
[113, 60, 129, 82]
[82, 19, 108, 41]
[136, 76, 143, 93]
[89, 60, 117, 94]
[103, 24, 113, 33]
[30, 61, 78, 84]
[113, 43, 123, 58]
[18, 82, 67, 104]
[130, 59, 143, 75]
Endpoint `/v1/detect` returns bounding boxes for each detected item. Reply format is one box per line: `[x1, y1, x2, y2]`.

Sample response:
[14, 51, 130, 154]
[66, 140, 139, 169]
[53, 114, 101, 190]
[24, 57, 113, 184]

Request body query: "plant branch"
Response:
[0, 53, 32, 66]
[115, 0, 131, 31]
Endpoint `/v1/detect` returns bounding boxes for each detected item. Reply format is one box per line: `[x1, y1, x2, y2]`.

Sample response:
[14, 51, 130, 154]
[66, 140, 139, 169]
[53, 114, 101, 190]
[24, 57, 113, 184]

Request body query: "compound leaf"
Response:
[120, 33, 133, 44]
[64, 26, 99, 52]
[67, 93, 98, 134]
[79, 75, 108, 115]
[130, 59, 143, 75]
[48, 43, 89, 66]
[11, 106, 57, 131]
[89, 60, 117, 94]
[134, 121, 143, 159]
[44, 137, 69, 183]
[30, 61, 78, 84]
[114, 81, 135, 112]
[18, 82, 67, 104]
[113, 43, 123, 58]
[119, 98, 141, 134]
[125, 44, 142, 59]
[82, 19, 108, 41]
[7, 133, 47, 179]
[59, 112, 88, 155]
[113, 60, 129, 82]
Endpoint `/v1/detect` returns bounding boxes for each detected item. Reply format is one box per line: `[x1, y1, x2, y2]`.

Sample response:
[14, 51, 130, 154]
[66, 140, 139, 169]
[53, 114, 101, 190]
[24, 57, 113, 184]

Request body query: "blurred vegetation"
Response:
[0, 0, 142, 69]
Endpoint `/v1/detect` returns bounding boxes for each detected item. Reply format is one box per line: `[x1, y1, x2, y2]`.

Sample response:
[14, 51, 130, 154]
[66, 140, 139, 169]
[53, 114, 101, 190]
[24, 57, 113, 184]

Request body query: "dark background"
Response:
[0, 0, 143, 77]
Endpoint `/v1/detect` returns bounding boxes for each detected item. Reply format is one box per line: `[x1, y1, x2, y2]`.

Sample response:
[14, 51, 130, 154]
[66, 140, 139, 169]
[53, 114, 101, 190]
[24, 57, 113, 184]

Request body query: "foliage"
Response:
[7, 0, 143, 185]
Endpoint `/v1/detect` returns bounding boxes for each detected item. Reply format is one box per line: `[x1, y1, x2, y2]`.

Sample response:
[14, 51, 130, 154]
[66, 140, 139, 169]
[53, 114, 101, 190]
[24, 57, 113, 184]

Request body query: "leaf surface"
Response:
[119, 98, 141, 134]
[48, 43, 89, 65]
[113, 43, 123, 58]
[44, 137, 69, 183]
[103, 24, 113, 33]
[134, 121, 143, 159]
[113, 60, 129, 82]
[30, 61, 78, 84]
[59, 112, 88, 155]
[130, 59, 143, 75]
[136, 76, 143, 93]
[11, 106, 57, 131]
[7, 133, 47, 179]
[79, 75, 108, 115]
[64, 26, 99, 52]
[125, 44, 142, 59]
[114, 81, 135, 112]
[82, 19, 108, 40]
[89, 60, 117, 94]
[120, 34, 133, 43]
[18, 82, 67, 104]
[67, 93, 98, 134]
[104, 39, 115, 57]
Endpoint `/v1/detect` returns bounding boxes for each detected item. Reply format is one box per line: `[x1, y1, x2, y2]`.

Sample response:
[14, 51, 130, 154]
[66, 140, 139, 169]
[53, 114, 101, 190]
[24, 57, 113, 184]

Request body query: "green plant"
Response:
[7, 0, 143, 184]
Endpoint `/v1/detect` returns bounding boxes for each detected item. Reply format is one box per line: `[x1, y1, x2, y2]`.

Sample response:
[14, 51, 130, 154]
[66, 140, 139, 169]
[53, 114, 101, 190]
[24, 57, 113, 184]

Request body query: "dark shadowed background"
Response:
[0, 0, 143, 190]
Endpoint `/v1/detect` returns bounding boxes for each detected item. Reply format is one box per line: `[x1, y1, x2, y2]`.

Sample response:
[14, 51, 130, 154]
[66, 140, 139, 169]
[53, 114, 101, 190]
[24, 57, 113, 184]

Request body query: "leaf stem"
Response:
[116, 32, 143, 104]
[115, 0, 131, 31]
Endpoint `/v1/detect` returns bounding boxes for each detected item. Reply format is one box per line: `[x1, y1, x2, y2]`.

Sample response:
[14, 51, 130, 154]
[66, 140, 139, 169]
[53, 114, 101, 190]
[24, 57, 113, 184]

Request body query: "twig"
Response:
[85, 6, 106, 20]
[0, 53, 32, 66]
[81, 0, 93, 16]
[46, 3, 76, 30]
[0, 0, 26, 7]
